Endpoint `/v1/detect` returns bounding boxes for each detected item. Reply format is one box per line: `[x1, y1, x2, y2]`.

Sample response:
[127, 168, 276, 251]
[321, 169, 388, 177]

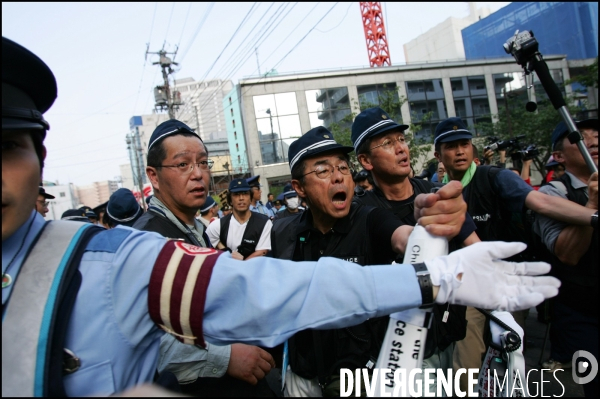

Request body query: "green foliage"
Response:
[475, 94, 585, 175]
[327, 88, 434, 173]
[566, 57, 598, 89]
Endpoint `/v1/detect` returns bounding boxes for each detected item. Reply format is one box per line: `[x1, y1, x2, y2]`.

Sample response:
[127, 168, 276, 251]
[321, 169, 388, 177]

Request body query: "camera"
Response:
[510, 144, 540, 161]
[484, 134, 525, 152]
[503, 30, 539, 66]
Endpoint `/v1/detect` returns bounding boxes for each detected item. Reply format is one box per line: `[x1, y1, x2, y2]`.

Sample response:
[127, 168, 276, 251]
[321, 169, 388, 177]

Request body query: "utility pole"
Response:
[147, 46, 182, 119]
[126, 132, 146, 210]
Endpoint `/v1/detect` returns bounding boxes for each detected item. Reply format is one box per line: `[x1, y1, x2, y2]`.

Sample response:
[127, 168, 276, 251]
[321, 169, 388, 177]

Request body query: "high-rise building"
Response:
[76, 180, 119, 209]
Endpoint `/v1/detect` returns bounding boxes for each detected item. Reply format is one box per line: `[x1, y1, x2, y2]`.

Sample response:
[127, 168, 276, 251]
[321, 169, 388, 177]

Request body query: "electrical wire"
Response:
[163, 3, 176, 49]
[315, 1, 352, 33]
[178, 2, 215, 63]
[132, 3, 159, 115]
[177, 3, 193, 50]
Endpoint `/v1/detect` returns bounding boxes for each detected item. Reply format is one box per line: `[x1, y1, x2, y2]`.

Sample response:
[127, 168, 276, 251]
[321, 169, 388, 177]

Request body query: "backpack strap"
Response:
[219, 214, 233, 250]
[238, 213, 269, 254]
[548, 180, 568, 197]
[2, 221, 102, 397]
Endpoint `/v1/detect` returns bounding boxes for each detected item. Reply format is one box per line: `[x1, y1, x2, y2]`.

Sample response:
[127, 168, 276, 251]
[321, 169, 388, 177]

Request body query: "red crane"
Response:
[360, 2, 391, 67]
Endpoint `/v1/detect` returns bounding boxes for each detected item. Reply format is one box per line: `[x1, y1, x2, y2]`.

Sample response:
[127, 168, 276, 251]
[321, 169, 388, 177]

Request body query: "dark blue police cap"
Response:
[351, 107, 409, 153]
[276, 193, 285, 202]
[552, 119, 598, 150]
[106, 188, 142, 227]
[353, 169, 371, 182]
[434, 117, 472, 145]
[229, 178, 251, 193]
[92, 201, 108, 214]
[3, 37, 57, 133]
[61, 209, 90, 222]
[288, 126, 353, 171]
[145, 195, 153, 205]
[148, 119, 202, 151]
[246, 175, 261, 187]
[39, 186, 55, 199]
[79, 206, 97, 220]
[200, 196, 217, 213]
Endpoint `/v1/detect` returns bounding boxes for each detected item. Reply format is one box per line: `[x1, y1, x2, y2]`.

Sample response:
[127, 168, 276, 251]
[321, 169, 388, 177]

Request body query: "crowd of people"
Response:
[3, 35, 597, 397]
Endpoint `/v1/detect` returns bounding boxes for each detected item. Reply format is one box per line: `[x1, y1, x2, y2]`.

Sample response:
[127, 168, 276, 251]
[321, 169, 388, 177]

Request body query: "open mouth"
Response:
[190, 187, 205, 195]
[332, 191, 347, 208]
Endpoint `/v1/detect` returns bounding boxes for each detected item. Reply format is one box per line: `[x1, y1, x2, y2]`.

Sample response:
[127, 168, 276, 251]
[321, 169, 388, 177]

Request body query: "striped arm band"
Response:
[148, 241, 223, 347]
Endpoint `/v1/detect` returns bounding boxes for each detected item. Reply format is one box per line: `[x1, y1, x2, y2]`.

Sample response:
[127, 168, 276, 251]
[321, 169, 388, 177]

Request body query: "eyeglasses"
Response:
[37, 200, 49, 207]
[154, 160, 214, 174]
[370, 134, 406, 151]
[303, 162, 351, 180]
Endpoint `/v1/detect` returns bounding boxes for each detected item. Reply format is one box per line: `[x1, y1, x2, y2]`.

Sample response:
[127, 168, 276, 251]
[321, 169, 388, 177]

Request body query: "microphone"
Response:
[526, 101, 537, 112]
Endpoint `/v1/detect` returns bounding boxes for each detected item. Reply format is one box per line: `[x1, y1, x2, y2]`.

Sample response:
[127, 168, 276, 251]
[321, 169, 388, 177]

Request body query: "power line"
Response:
[177, 3, 193, 49]
[131, 3, 159, 114]
[178, 2, 215, 63]
[50, 130, 129, 152]
[315, 2, 352, 33]
[163, 3, 176, 49]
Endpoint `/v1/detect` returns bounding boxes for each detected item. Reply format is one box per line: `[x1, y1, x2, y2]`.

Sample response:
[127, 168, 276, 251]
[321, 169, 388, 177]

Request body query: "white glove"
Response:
[425, 241, 560, 312]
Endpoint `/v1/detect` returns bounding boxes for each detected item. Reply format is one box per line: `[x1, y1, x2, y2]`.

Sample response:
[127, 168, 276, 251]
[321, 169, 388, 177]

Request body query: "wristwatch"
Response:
[592, 211, 598, 229]
[412, 263, 434, 309]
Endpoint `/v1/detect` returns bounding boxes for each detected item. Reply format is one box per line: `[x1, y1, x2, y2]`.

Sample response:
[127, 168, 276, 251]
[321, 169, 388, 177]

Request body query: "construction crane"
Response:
[360, 2, 391, 67]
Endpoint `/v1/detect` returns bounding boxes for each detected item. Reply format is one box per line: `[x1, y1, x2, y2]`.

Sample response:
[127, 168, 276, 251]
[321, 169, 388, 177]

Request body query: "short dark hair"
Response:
[29, 132, 45, 170]
[553, 138, 565, 151]
[356, 137, 373, 156]
[226, 190, 250, 205]
[147, 132, 205, 167]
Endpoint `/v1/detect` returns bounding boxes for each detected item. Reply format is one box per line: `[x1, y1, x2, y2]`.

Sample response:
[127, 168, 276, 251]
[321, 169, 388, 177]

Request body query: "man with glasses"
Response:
[133, 119, 276, 396]
[271, 126, 469, 396]
[36, 186, 54, 217]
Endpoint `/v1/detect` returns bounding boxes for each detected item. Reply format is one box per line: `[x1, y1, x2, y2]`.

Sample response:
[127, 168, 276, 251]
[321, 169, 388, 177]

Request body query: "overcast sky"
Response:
[2, 2, 509, 186]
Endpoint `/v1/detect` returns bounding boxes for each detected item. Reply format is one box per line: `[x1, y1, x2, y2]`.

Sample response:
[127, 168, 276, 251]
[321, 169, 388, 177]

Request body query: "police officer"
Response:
[434, 116, 598, 390]
[353, 169, 374, 192]
[533, 119, 598, 396]
[273, 188, 302, 220]
[104, 188, 142, 228]
[36, 186, 54, 217]
[197, 195, 219, 229]
[2, 36, 560, 397]
[207, 178, 272, 260]
[61, 208, 91, 222]
[247, 175, 275, 218]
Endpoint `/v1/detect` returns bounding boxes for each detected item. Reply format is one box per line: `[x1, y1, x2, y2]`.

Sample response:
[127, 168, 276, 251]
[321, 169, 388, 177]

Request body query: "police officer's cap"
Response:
[79, 206, 97, 220]
[246, 175, 261, 188]
[434, 117, 472, 146]
[221, 204, 232, 212]
[276, 193, 285, 202]
[148, 119, 202, 151]
[545, 155, 560, 169]
[200, 196, 217, 213]
[145, 195, 153, 205]
[106, 188, 142, 227]
[61, 209, 90, 222]
[39, 186, 55, 200]
[3, 37, 56, 133]
[552, 119, 598, 150]
[351, 107, 409, 153]
[92, 201, 108, 214]
[353, 169, 371, 182]
[229, 178, 251, 193]
[288, 126, 353, 171]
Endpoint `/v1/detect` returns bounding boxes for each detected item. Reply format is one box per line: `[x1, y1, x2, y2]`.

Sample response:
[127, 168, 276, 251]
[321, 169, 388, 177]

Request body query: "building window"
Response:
[236, 143, 239, 152]
[253, 92, 302, 165]
[357, 83, 402, 122]
[232, 119, 235, 128]
[229, 97, 232, 104]
[238, 155, 241, 163]
[234, 131, 237, 140]
[450, 75, 491, 135]
[406, 79, 447, 142]
[60, 192, 65, 197]
[305, 87, 351, 129]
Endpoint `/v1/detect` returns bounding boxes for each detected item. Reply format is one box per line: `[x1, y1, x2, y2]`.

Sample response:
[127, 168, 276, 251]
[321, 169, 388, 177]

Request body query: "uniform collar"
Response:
[565, 171, 589, 190]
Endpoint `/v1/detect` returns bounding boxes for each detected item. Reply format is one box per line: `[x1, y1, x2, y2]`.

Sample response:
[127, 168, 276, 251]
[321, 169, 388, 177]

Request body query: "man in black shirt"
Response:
[271, 126, 468, 396]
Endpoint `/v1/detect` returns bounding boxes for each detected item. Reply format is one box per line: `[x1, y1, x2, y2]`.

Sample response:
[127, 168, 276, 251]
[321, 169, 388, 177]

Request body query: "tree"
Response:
[327, 88, 435, 174]
[566, 57, 598, 89]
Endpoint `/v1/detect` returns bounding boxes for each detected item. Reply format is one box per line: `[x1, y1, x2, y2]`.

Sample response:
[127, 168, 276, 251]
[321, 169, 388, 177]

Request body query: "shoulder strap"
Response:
[237, 213, 269, 256]
[219, 214, 233, 249]
[2, 221, 103, 397]
[548, 180, 569, 198]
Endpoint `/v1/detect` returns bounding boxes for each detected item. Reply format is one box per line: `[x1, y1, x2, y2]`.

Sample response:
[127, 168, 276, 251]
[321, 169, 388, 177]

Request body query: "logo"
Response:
[175, 241, 218, 255]
[324, 134, 330, 138]
[381, 114, 387, 119]
[572, 350, 598, 385]
[453, 125, 458, 130]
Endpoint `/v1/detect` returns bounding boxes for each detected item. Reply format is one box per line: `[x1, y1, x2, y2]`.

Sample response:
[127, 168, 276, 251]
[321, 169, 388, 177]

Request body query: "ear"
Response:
[146, 166, 160, 192]
[291, 179, 306, 198]
[552, 150, 565, 164]
[357, 153, 374, 171]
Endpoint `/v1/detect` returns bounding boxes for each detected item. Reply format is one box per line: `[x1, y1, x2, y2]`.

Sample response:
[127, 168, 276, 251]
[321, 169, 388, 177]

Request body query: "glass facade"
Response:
[450, 75, 491, 135]
[357, 83, 402, 121]
[253, 93, 302, 165]
[406, 79, 447, 142]
[305, 87, 351, 129]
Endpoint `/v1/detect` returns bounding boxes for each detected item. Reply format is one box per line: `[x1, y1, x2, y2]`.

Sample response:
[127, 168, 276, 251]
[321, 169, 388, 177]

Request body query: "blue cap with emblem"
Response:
[200, 196, 217, 213]
[246, 175, 261, 188]
[288, 126, 353, 171]
[351, 107, 409, 153]
[106, 188, 142, 227]
[3, 36, 57, 134]
[147, 119, 202, 151]
[229, 178, 251, 193]
[61, 209, 90, 223]
[434, 117, 472, 146]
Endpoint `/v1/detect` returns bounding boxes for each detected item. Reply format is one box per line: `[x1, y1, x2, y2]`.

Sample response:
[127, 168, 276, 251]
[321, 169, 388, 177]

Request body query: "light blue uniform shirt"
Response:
[250, 201, 275, 218]
[3, 211, 422, 395]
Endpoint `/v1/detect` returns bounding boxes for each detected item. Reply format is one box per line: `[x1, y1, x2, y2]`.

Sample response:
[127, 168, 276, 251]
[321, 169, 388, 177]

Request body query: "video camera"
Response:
[510, 144, 540, 161]
[484, 135, 525, 152]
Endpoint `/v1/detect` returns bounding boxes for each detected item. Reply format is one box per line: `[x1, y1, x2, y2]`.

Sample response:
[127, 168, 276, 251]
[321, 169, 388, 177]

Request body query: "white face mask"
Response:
[286, 197, 299, 209]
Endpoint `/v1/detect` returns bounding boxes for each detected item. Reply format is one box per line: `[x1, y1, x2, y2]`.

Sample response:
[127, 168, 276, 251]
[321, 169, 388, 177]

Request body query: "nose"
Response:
[190, 162, 204, 179]
[330, 166, 345, 183]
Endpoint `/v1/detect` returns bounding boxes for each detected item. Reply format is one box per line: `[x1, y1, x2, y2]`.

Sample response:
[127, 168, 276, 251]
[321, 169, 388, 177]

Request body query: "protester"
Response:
[247, 175, 275, 218]
[351, 108, 479, 395]
[36, 186, 54, 217]
[207, 178, 272, 260]
[434, 116, 598, 391]
[533, 119, 598, 397]
[2, 36, 560, 397]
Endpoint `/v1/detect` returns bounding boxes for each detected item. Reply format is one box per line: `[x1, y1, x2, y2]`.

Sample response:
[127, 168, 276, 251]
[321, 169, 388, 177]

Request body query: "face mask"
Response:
[286, 197, 299, 209]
